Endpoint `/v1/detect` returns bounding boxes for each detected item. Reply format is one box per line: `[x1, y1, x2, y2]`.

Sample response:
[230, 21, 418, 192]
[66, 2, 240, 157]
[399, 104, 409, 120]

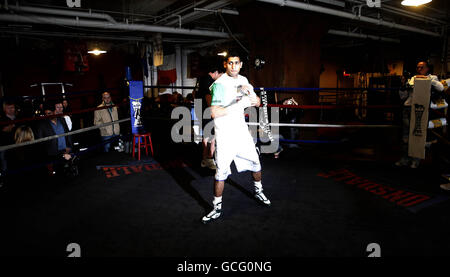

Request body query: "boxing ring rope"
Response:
[253, 87, 402, 91]
[0, 118, 131, 152]
[0, 103, 125, 126]
[247, 122, 399, 128]
[0, 88, 133, 177]
[267, 104, 400, 109]
[1, 84, 442, 150]
[1, 87, 121, 101]
[144, 85, 196, 89]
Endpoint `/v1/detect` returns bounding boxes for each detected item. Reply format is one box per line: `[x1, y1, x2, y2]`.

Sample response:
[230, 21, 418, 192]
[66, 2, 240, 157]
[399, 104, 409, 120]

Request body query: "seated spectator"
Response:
[12, 125, 36, 161]
[6, 125, 41, 178]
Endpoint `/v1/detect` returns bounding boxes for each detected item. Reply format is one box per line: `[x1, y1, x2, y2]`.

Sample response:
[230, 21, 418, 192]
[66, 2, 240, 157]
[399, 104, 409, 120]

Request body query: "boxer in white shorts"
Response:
[202, 52, 271, 224]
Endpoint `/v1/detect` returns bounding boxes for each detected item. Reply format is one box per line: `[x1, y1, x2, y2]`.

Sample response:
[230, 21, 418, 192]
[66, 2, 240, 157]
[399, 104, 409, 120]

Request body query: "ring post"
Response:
[129, 81, 145, 134]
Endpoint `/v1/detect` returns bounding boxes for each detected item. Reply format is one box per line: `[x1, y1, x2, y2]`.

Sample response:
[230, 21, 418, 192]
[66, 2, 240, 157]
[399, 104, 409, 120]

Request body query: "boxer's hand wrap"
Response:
[226, 96, 251, 114]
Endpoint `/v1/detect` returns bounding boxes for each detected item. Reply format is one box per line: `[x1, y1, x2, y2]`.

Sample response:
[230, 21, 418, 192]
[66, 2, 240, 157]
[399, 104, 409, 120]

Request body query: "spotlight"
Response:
[401, 0, 432, 7]
[88, 49, 107, 55]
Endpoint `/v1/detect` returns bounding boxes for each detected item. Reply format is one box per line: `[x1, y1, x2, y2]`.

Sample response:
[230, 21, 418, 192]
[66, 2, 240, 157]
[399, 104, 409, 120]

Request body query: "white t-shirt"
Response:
[210, 74, 256, 135]
[210, 73, 261, 179]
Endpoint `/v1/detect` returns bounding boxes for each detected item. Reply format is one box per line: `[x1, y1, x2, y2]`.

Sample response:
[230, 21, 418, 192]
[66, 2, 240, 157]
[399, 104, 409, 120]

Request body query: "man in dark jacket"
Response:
[35, 102, 73, 174]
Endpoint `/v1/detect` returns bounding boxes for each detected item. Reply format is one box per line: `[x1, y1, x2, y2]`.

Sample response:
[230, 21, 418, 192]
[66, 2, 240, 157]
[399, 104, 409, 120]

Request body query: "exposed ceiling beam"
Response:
[194, 8, 239, 16]
[381, 4, 446, 25]
[154, 0, 209, 25]
[6, 5, 117, 23]
[328, 29, 400, 43]
[186, 38, 236, 49]
[1, 29, 149, 41]
[165, 0, 232, 26]
[258, 0, 441, 37]
[0, 13, 231, 38]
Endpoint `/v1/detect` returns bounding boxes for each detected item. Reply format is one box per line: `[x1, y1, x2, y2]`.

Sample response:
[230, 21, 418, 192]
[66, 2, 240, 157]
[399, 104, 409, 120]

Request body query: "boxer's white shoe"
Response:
[255, 187, 271, 206]
[202, 202, 222, 224]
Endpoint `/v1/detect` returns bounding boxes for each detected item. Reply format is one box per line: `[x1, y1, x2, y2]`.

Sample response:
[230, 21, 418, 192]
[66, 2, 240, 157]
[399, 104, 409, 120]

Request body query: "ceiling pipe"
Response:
[166, 14, 182, 28]
[2, 29, 207, 44]
[0, 13, 231, 38]
[2, 29, 150, 42]
[346, 0, 446, 25]
[194, 8, 239, 16]
[187, 37, 237, 49]
[6, 4, 117, 23]
[328, 29, 400, 43]
[165, 0, 231, 26]
[381, 4, 446, 25]
[154, 0, 209, 25]
[257, 0, 441, 37]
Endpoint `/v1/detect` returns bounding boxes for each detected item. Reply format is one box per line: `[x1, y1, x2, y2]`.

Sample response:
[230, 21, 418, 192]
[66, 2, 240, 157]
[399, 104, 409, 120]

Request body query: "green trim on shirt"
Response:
[210, 83, 226, 106]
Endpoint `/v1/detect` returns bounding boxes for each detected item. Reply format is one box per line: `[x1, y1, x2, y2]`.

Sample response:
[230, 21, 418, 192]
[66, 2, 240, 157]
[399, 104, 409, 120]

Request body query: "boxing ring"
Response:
[0, 83, 449, 258]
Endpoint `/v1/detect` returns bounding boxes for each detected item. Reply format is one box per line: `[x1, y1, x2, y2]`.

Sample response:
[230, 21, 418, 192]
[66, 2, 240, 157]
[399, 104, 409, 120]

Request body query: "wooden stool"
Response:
[132, 133, 154, 160]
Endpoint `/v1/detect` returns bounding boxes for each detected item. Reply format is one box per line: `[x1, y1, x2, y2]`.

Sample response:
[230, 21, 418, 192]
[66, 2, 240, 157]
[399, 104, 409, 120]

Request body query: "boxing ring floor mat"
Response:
[0, 143, 449, 257]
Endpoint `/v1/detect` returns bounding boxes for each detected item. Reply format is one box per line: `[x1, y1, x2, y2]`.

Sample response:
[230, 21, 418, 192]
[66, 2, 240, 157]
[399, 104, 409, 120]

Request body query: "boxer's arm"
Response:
[211, 98, 251, 118]
[250, 95, 261, 107]
[211, 105, 227, 118]
[210, 83, 227, 118]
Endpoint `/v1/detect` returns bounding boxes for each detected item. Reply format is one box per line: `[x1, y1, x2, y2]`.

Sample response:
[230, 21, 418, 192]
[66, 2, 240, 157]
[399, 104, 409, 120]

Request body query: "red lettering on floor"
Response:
[100, 160, 202, 179]
[369, 185, 394, 196]
[334, 172, 357, 182]
[103, 167, 120, 178]
[356, 181, 377, 189]
[130, 165, 143, 173]
[362, 183, 380, 191]
[318, 168, 435, 210]
[317, 169, 349, 178]
[345, 177, 368, 185]
[143, 164, 154, 171]
[119, 166, 132, 175]
[382, 190, 414, 202]
[397, 195, 431, 207]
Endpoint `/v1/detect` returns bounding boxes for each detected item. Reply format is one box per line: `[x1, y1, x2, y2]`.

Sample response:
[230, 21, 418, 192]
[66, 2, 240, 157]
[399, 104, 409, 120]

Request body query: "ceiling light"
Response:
[401, 0, 432, 7]
[217, 51, 227, 57]
[88, 49, 107, 55]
